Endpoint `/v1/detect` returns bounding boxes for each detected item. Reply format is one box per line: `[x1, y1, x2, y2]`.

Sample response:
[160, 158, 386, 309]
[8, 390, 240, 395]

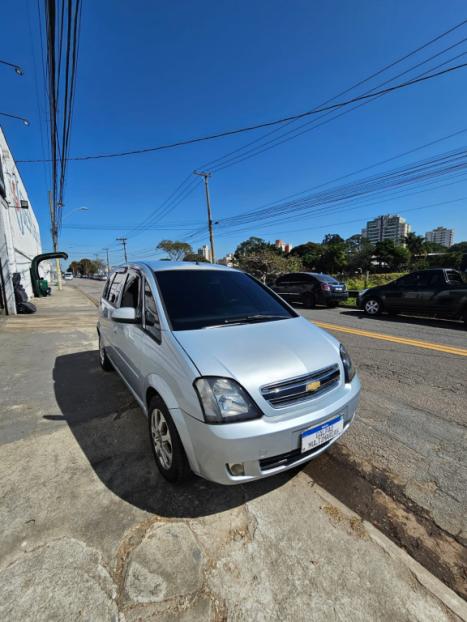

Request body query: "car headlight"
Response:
[339, 344, 356, 383]
[194, 377, 262, 424]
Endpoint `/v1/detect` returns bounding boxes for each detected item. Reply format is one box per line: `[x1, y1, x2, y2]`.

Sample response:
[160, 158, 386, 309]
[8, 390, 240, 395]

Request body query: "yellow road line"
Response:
[312, 320, 467, 357]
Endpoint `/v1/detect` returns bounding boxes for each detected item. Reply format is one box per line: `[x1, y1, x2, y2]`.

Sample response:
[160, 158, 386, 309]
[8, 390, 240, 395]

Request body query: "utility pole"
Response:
[103, 248, 110, 274]
[193, 171, 216, 263]
[116, 237, 128, 263]
[49, 190, 62, 291]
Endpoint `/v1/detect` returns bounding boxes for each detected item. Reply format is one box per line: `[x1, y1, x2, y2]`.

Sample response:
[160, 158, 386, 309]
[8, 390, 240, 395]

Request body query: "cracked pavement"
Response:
[0, 285, 466, 621]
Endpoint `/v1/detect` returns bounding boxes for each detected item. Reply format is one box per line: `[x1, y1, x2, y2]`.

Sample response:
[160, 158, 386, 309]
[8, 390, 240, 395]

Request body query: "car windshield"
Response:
[155, 269, 296, 330]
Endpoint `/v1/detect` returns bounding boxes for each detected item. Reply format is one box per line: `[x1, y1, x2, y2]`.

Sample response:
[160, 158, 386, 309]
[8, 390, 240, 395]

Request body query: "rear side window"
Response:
[103, 274, 115, 300]
[315, 274, 338, 284]
[283, 274, 305, 283]
[446, 271, 463, 284]
[108, 272, 126, 305]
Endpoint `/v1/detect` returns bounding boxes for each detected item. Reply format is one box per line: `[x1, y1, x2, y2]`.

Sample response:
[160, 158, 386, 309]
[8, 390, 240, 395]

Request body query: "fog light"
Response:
[227, 463, 245, 476]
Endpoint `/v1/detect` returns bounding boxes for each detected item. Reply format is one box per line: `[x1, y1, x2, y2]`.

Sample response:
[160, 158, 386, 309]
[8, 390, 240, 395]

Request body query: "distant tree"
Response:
[183, 253, 208, 262]
[346, 245, 375, 273]
[423, 241, 449, 253]
[322, 233, 344, 246]
[316, 244, 348, 273]
[236, 249, 303, 282]
[374, 240, 409, 271]
[234, 237, 277, 258]
[404, 232, 426, 267]
[345, 234, 365, 252]
[156, 240, 193, 261]
[289, 242, 323, 269]
[77, 258, 94, 275]
[68, 261, 80, 274]
[449, 241, 467, 253]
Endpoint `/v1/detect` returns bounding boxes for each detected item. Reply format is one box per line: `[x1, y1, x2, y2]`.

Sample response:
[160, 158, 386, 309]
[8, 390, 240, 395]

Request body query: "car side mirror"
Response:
[112, 307, 138, 323]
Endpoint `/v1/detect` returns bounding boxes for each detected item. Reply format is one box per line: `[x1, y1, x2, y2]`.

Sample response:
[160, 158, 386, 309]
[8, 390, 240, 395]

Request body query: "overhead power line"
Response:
[101, 20, 467, 247]
[16, 60, 467, 164]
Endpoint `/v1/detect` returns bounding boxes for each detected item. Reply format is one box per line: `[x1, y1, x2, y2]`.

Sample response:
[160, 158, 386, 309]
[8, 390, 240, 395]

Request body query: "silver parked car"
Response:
[97, 261, 360, 485]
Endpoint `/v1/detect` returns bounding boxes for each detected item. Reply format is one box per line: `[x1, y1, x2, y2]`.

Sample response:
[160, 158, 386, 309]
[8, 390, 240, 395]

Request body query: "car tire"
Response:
[327, 301, 339, 308]
[363, 298, 383, 316]
[303, 292, 316, 309]
[462, 308, 467, 327]
[98, 334, 114, 371]
[148, 396, 191, 484]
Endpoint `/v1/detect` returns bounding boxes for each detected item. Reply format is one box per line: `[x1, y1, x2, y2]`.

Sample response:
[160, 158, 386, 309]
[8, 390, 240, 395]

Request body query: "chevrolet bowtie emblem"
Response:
[306, 380, 321, 392]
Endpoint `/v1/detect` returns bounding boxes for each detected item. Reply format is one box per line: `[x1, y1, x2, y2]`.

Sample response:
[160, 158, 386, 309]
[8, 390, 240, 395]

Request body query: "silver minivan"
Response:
[97, 261, 360, 485]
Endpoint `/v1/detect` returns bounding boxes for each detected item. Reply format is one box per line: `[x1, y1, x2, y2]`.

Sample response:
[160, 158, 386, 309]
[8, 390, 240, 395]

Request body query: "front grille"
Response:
[260, 364, 340, 408]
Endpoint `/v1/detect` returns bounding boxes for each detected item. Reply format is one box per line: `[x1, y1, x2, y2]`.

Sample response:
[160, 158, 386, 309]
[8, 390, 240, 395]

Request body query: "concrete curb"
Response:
[314, 485, 467, 621]
[71, 283, 99, 307]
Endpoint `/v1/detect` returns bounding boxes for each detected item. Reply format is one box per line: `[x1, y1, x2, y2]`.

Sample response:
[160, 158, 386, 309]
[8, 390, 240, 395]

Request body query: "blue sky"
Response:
[2, 0, 467, 264]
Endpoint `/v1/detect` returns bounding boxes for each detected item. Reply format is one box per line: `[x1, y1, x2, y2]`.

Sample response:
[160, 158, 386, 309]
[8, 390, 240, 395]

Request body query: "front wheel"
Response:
[148, 397, 191, 484]
[363, 298, 383, 316]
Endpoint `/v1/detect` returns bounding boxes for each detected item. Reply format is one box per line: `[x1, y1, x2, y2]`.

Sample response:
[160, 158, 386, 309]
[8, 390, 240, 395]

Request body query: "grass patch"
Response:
[342, 272, 405, 291]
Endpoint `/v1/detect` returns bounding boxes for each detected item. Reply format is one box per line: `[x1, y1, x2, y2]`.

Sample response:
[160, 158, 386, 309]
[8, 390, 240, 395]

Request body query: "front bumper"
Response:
[172, 376, 360, 485]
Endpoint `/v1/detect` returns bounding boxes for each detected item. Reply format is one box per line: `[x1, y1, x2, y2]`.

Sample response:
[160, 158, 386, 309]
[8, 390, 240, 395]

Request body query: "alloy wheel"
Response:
[365, 299, 380, 315]
[151, 409, 173, 470]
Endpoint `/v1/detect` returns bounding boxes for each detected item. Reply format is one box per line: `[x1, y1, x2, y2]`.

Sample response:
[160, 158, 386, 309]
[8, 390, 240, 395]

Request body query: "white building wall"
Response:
[425, 227, 454, 247]
[0, 127, 43, 314]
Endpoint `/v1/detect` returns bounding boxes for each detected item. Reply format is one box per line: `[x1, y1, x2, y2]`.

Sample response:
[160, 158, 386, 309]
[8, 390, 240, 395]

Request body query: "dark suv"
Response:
[273, 272, 348, 308]
[358, 268, 467, 324]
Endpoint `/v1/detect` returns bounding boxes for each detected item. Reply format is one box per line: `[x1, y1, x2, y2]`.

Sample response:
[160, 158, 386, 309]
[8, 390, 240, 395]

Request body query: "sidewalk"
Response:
[0, 286, 465, 621]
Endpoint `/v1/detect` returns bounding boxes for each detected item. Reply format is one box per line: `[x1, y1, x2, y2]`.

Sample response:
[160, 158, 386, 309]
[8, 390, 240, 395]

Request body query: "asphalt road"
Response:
[71, 278, 467, 591]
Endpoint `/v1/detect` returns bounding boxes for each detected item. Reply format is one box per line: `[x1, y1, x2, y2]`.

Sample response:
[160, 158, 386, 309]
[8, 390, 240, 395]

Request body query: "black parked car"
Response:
[358, 268, 467, 324]
[272, 272, 348, 308]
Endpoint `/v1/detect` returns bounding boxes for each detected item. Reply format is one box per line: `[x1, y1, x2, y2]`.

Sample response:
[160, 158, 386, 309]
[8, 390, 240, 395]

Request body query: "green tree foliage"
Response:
[289, 242, 323, 269]
[404, 232, 425, 256]
[423, 241, 448, 253]
[69, 258, 103, 276]
[236, 249, 303, 282]
[156, 240, 193, 261]
[68, 261, 80, 274]
[183, 253, 208, 262]
[234, 237, 278, 258]
[322, 233, 344, 245]
[449, 241, 467, 253]
[374, 240, 410, 271]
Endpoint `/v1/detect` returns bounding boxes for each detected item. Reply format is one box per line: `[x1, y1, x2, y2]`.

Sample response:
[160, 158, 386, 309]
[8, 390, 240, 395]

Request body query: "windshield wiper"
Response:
[206, 314, 288, 328]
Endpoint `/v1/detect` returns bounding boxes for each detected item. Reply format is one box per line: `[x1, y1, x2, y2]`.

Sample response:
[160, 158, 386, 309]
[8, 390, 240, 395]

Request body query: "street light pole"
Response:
[194, 171, 216, 263]
[116, 237, 128, 263]
[62, 206, 89, 221]
[103, 248, 110, 273]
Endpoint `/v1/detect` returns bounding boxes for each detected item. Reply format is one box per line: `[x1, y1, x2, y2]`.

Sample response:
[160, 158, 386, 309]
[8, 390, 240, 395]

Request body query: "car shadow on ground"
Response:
[339, 309, 465, 331]
[51, 350, 292, 518]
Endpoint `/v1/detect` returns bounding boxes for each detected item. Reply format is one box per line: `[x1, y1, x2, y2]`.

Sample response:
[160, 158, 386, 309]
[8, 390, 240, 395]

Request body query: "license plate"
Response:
[334, 286, 343, 291]
[301, 416, 343, 453]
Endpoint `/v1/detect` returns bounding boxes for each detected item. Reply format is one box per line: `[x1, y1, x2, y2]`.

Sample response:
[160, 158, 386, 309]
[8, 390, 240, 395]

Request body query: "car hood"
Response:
[174, 316, 341, 398]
